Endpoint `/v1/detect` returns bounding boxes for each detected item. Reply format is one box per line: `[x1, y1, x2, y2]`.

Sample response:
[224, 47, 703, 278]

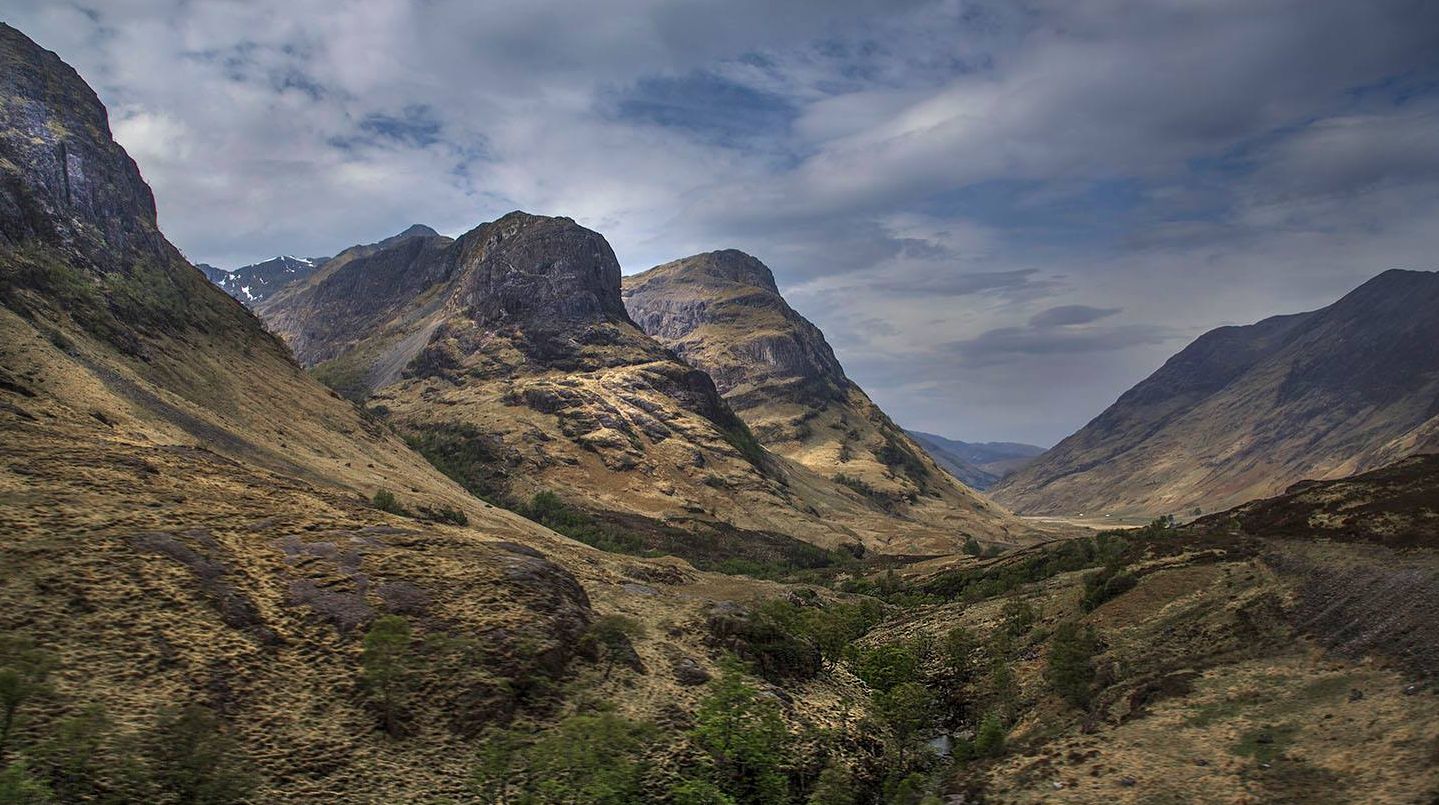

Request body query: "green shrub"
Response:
[584, 615, 646, 680]
[852, 643, 923, 694]
[1001, 599, 1037, 636]
[807, 760, 853, 805]
[0, 760, 51, 804]
[974, 710, 1006, 757]
[1080, 568, 1138, 612]
[521, 492, 646, 555]
[402, 423, 509, 504]
[371, 488, 407, 516]
[524, 712, 655, 805]
[0, 635, 55, 762]
[427, 505, 469, 526]
[147, 705, 256, 804]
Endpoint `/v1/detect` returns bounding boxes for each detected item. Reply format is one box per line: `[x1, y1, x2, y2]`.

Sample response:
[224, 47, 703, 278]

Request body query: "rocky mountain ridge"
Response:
[259, 218, 1026, 555]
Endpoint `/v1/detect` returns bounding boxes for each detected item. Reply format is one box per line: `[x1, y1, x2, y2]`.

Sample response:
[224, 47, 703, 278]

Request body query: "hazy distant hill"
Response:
[992, 269, 1439, 517]
[905, 430, 1045, 490]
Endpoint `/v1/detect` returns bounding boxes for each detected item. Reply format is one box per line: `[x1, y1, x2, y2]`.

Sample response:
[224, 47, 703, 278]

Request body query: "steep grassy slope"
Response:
[623, 250, 1029, 546]
[852, 455, 1439, 803]
[260, 219, 1027, 556]
[993, 270, 1439, 517]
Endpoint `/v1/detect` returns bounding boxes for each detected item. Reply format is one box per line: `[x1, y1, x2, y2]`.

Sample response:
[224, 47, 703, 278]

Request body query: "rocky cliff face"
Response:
[623, 249, 1027, 542]
[993, 269, 1439, 517]
[0, 24, 167, 271]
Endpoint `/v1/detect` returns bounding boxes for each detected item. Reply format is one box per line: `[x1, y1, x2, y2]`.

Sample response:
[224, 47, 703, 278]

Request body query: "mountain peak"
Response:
[393, 223, 439, 239]
[641, 249, 780, 294]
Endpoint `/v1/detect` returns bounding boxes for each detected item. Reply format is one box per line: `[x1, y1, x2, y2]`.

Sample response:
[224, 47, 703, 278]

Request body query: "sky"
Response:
[6, 0, 1439, 445]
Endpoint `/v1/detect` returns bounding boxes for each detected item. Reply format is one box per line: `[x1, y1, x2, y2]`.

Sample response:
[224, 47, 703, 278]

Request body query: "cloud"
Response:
[3, 0, 1438, 444]
[1029, 305, 1121, 327]
[950, 323, 1179, 366]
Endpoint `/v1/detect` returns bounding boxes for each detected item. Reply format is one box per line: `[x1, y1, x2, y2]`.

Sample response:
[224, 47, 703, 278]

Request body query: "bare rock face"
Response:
[625, 249, 848, 410]
[624, 249, 1027, 545]
[993, 269, 1439, 517]
[0, 23, 166, 269]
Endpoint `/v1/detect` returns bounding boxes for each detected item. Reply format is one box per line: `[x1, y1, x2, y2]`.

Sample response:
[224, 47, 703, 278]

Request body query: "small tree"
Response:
[962, 537, 981, 557]
[360, 616, 414, 736]
[0, 760, 52, 804]
[32, 704, 112, 802]
[874, 682, 934, 766]
[853, 643, 922, 695]
[690, 668, 790, 804]
[584, 615, 646, 680]
[148, 705, 255, 805]
[0, 635, 55, 763]
[807, 759, 853, 805]
[1045, 621, 1099, 709]
[1000, 599, 1036, 636]
[973, 710, 1006, 757]
[525, 711, 655, 804]
[988, 658, 1018, 718]
[939, 626, 976, 678]
[470, 727, 524, 804]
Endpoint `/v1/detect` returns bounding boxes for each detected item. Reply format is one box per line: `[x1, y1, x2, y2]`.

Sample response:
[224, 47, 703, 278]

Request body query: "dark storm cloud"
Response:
[5, 0, 1438, 443]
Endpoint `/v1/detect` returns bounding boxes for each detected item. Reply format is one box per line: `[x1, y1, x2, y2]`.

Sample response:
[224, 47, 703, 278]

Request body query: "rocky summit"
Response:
[259, 219, 1028, 558]
[993, 269, 1439, 518]
[624, 249, 1024, 541]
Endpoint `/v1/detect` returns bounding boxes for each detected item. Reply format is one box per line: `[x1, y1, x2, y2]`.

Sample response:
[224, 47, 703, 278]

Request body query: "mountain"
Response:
[0, 24, 880, 800]
[905, 430, 1045, 489]
[992, 269, 1439, 517]
[6, 23, 1439, 805]
[622, 249, 1026, 540]
[258, 222, 1024, 556]
[206, 227, 438, 305]
[194, 262, 228, 283]
[211, 254, 325, 304]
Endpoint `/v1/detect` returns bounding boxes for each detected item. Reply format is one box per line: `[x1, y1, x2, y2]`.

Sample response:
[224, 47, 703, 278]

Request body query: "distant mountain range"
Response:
[903, 431, 1045, 490]
[197, 225, 442, 306]
[993, 269, 1439, 517]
